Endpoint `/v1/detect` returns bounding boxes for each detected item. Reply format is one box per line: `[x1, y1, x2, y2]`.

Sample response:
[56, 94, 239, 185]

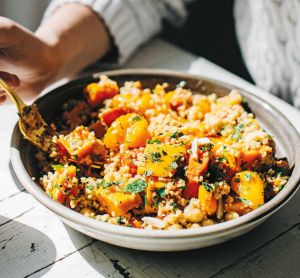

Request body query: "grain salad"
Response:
[38, 75, 291, 230]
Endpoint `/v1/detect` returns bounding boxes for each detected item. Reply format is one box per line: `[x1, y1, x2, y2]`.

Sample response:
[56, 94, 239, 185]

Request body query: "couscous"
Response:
[39, 76, 290, 230]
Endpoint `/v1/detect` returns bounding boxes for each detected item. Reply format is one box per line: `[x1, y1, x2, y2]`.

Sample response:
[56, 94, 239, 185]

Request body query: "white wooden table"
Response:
[1, 39, 300, 278]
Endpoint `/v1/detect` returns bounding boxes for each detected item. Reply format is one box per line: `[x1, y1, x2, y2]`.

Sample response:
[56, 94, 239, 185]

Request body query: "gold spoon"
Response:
[0, 78, 104, 168]
[0, 78, 51, 152]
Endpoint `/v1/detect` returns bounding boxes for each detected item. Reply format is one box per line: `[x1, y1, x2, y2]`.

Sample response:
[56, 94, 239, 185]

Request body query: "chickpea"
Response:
[189, 223, 201, 229]
[225, 211, 239, 221]
[80, 207, 95, 216]
[184, 206, 204, 223]
[201, 219, 215, 226]
[166, 224, 183, 230]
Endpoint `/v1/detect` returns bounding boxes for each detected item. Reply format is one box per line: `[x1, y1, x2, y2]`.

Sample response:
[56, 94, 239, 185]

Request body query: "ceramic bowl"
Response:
[10, 69, 300, 251]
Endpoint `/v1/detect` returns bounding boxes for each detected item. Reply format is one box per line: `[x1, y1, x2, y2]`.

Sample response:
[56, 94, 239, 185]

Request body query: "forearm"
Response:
[36, 3, 110, 83]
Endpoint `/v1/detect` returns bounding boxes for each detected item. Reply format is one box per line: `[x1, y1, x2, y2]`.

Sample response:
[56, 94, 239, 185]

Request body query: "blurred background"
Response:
[0, 0, 50, 30]
[0, 0, 252, 82]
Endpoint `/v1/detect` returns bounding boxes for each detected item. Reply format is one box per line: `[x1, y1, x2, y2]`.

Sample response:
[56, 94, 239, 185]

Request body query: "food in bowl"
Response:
[38, 75, 291, 230]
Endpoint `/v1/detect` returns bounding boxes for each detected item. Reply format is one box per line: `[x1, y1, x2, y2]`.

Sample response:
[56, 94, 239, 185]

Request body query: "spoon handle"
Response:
[0, 78, 26, 113]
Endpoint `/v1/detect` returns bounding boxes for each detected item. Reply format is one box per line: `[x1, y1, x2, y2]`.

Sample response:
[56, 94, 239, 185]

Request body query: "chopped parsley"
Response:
[96, 180, 114, 189]
[150, 152, 163, 162]
[217, 156, 228, 163]
[123, 179, 147, 193]
[199, 143, 214, 152]
[157, 188, 166, 197]
[117, 217, 124, 224]
[232, 124, 244, 140]
[86, 184, 94, 191]
[147, 139, 161, 144]
[132, 115, 141, 121]
[170, 131, 184, 139]
[202, 182, 214, 192]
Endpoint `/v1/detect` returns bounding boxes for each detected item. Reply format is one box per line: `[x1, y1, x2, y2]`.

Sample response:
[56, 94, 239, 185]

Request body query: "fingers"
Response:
[0, 94, 6, 103]
[0, 72, 20, 104]
[0, 71, 20, 88]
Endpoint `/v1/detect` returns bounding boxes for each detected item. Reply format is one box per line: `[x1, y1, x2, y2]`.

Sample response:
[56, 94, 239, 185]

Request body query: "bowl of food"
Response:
[10, 69, 300, 251]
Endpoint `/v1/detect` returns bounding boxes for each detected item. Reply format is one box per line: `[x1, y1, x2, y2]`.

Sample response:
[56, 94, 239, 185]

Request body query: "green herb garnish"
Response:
[147, 139, 161, 144]
[86, 184, 94, 191]
[150, 152, 163, 162]
[157, 188, 166, 197]
[202, 182, 214, 192]
[117, 217, 124, 224]
[96, 180, 114, 189]
[170, 131, 184, 139]
[232, 124, 244, 140]
[132, 115, 141, 121]
[199, 143, 214, 152]
[123, 179, 147, 193]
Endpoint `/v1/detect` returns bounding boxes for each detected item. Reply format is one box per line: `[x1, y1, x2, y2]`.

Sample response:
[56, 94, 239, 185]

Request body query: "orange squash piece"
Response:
[101, 107, 131, 126]
[96, 187, 142, 216]
[85, 76, 119, 107]
[231, 170, 264, 209]
[56, 126, 105, 159]
[198, 185, 218, 215]
[137, 143, 186, 177]
[103, 113, 150, 150]
[184, 156, 209, 199]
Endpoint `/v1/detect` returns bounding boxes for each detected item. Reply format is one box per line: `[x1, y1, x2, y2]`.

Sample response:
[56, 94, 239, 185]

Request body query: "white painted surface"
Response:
[0, 39, 300, 277]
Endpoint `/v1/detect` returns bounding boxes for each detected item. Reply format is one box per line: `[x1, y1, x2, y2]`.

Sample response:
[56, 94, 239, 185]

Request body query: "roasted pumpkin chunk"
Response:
[96, 187, 142, 216]
[103, 113, 150, 150]
[231, 170, 264, 209]
[144, 182, 165, 213]
[46, 165, 78, 205]
[55, 126, 105, 158]
[84, 75, 119, 107]
[137, 143, 186, 177]
[198, 184, 217, 215]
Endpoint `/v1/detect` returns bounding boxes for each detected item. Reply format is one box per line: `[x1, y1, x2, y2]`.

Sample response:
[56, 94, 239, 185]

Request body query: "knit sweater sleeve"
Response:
[43, 0, 188, 64]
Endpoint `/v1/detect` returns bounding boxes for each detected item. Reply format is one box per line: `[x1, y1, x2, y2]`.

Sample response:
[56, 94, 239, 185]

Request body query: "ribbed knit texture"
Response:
[235, 0, 300, 108]
[44, 0, 187, 64]
[45, 0, 300, 108]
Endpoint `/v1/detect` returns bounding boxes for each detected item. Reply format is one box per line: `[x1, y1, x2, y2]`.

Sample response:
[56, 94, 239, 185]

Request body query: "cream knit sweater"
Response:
[45, 0, 300, 108]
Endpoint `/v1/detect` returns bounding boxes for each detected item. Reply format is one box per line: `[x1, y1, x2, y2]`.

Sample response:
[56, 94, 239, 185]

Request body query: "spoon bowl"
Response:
[0, 78, 50, 151]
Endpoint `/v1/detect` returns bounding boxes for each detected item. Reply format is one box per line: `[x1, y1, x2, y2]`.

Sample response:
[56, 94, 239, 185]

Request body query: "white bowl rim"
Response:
[10, 68, 300, 239]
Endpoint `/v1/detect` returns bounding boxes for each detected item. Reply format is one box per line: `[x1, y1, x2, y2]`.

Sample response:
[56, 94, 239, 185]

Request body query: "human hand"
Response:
[0, 4, 110, 103]
[0, 17, 59, 101]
